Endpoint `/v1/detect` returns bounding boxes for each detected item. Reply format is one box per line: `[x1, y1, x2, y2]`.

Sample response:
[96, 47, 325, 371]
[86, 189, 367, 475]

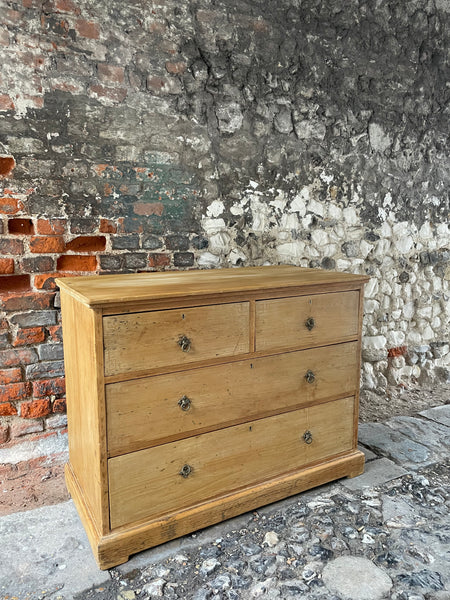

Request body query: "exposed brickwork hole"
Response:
[0, 274, 31, 292]
[8, 218, 34, 235]
[0, 156, 15, 179]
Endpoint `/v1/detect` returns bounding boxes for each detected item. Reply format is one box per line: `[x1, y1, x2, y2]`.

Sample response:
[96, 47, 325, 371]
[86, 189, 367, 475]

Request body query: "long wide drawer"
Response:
[255, 291, 360, 352]
[103, 302, 250, 376]
[106, 341, 359, 456]
[108, 396, 355, 529]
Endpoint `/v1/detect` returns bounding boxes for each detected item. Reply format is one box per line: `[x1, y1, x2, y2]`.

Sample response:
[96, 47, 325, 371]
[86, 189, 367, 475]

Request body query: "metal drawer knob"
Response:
[179, 464, 192, 478]
[305, 317, 315, 331]
[178, 335, 191, 352]
[178, 395, 191, 411]
[305, 370, 315, 384]
[303, 430, 313, 444]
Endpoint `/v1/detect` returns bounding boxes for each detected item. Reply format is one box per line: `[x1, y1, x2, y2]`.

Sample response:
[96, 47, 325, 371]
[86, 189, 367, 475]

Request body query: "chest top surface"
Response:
[56, 265, 369, 308]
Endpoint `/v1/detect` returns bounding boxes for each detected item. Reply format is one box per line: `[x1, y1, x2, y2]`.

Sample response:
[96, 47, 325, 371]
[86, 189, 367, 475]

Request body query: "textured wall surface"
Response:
[0, 0, 449, 445]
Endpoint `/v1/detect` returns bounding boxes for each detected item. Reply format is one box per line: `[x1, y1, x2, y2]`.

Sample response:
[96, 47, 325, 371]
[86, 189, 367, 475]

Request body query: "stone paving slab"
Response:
[0, 500, 108, 600]
[386, 415, 450, 455]
[358, 443, 378, 462]
[420, 404, 450, 427]
[340, 457, 409, 491]
[358, 421, 433, 468]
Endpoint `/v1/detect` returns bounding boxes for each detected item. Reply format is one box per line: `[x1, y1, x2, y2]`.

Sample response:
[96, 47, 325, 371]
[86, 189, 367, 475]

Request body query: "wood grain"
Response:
[56, 265, 369, 307]
[108, 396, 354, 529]
[255, 290, 360, 352]
[106, 342, 359, 456]
[103, 302, 250, 376]
[58, 291, 109, 535]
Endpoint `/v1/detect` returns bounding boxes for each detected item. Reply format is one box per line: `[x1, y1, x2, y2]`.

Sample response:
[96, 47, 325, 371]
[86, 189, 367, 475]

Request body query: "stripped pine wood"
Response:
[57, 266, 368, 569]
[108, 397, 355, 529]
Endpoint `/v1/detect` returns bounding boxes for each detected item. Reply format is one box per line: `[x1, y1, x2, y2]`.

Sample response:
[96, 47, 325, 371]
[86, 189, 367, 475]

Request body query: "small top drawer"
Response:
[103, 302, 250, 376]
[255, 291, 360, 352]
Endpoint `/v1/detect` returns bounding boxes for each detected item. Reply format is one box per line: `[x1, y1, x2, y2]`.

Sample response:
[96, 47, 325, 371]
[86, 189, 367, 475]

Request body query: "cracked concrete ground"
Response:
[1, 404, 449, 600]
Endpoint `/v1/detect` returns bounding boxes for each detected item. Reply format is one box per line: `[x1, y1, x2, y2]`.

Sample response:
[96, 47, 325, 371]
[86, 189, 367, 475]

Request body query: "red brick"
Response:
[47, 325, 62, 342]
[13, 327, 46, 347]
[99, 218, 117, 233]
[0, 348, 37, 368]
[1, 382, 31, 403]
[0, 424, 9, 444]
[43, 0, 81, 13]
[66, 235, 106, 252]
[0, 368, 22, 385]
[0, 402, 17, 416]
[0, 95, 14, 111]
[29, 236, 65, 253]
[20, 398, 51, 418]
[98, 63, 124, 84]
[0, 196, 22, 213]
[34, 273, 60, 290]
[57, 255, 97, 271]
[0, 258, 14, 274]
[0, 156, 15, 178]
[149, 253, 171, 268]
[9, 418, 43, 437]
[0, 275, 30, 293]
[0, 238, 24, 254]
[8, 218, 34, 234]
[33, 377, 65, 398]
[388, 346, 408, 358]
[52, 397, 66, 413]
[165, 61, 187, 74]
[2, 291, 53, 311]
[76, 19, 100, 39]
[36, 218, 66, 235]
[90, 84, 127, 103]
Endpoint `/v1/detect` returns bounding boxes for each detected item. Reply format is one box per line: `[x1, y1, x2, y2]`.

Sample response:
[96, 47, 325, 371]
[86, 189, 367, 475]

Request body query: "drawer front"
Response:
[106, 342, 359, 456]
[108, 396, 354, 529]
[255, 291, 360, 352]
[103, 302, 250, 376]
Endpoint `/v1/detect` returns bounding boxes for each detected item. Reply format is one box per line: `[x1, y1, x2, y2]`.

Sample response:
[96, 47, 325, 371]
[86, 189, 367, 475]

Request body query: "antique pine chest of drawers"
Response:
[57, 266, 368, 569]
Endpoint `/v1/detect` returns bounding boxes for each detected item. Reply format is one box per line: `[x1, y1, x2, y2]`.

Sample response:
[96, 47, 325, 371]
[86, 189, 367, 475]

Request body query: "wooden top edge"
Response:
[55, 266, 370, 306]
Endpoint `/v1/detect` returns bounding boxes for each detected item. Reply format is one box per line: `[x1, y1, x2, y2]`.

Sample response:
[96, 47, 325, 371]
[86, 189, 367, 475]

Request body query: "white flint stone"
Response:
[209, 231, 230, 252]
[263, 531, 279, 547]
[328, 204, 342, 220]
[202, 217, 226, 234]
[343, 206, 358, 225]
[311, 229, 328, 246]
[276, 242, 305, 261]
[365, 278, 379, 298]
[394, 236, 413, 254]
[206, 200, 225, 218]
[369, 122, 392, 152]
[363, 335, 387, 350]
[198, 252, 221, 268]
[307, 198, 324, 217]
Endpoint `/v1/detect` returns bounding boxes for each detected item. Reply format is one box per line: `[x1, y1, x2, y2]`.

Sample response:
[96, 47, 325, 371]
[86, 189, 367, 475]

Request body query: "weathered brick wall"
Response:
[0, 0, 449, 446]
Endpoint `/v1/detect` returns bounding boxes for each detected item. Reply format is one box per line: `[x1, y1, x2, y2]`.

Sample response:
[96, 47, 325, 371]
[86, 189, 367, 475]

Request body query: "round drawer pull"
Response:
[303, 430, 313, 444]
[179, 464, 193, 478]
[305, 317, 315, 331]
[178, 395, 191, 411]
[178, 335, 191, 352]
[305, 370, 316, 384]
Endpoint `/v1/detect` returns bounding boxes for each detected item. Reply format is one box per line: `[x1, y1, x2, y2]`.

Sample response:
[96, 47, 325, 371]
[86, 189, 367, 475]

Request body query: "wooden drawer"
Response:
[255, 291, 360, 352]
[108, 396, 354, 529]
[106, 341, 359, 456]
[103, 302, 250, 376]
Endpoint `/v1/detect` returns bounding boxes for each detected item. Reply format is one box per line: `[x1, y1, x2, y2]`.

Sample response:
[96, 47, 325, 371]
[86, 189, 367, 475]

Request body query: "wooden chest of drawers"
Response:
[57, 266, 368, 569]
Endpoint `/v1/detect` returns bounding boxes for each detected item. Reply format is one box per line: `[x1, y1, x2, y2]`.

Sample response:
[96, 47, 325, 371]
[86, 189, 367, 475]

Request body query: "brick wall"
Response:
[1, 0, 449, 447]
